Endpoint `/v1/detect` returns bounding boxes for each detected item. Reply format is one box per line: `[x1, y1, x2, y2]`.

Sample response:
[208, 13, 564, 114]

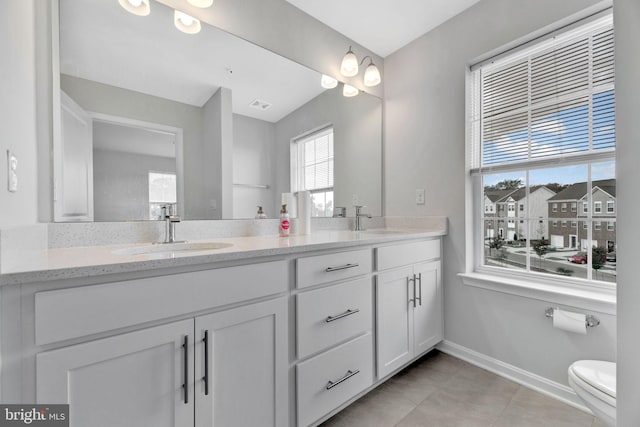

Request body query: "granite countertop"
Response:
[0, 228, 446, 286]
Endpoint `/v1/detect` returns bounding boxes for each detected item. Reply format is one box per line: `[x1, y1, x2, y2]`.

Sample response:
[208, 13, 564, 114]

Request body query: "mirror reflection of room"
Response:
[56, 0, 382, 221]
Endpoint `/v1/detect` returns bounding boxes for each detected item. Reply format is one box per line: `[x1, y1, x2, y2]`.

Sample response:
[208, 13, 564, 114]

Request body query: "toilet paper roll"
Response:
[297, 191, 311, 235]
[553, 308, 587, 335]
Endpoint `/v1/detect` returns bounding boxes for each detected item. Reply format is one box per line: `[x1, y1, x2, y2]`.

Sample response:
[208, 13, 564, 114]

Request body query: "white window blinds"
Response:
[470, 14, 614, 171]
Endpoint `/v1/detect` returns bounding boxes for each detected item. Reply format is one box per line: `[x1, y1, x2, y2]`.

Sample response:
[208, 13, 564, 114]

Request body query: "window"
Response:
[519, 204, 524, 212]
[594, 221, 602, 231]
[291, 127, 334, 217]
[607, 201, 615, 213]
[594, 201, 602, 214]
[471, 13, 615, 284]
[148, 172, 177, 220]
[607, 221, 615, 231]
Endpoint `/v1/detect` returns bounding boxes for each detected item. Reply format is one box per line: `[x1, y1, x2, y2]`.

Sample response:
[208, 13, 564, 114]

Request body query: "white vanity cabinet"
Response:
[295, 249, 374, 426]
[33, 260, 289, 427]
[37, 320, 195, 427]
[375, 240, 443, 379]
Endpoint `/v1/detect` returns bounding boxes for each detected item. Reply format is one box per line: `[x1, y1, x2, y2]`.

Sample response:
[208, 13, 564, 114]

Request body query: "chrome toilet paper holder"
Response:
[545, 307, 600, 328]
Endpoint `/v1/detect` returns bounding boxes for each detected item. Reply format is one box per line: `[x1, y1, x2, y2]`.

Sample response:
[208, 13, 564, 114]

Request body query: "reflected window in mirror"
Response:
[149, 172, 177, 220]
[292, 127, 334, 217]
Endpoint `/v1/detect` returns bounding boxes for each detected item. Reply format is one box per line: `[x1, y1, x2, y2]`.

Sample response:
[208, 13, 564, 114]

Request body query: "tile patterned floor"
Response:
[320, 351, 607, 427]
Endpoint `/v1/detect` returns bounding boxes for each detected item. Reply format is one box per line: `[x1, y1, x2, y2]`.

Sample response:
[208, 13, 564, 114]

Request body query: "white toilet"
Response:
[568, 360, 616, 426]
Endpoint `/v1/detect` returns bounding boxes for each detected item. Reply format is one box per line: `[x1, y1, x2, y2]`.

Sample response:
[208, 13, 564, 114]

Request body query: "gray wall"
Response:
[60, 75, 206, 219]
[614, 0, 640, 424]
[384, 0, 614, 389]
[233, 114, 277, 219]
[202, 87, 233, 219]
[0, 0, 39, 226]
[275, 88, 383, 217]
[93, 150, 175, 221]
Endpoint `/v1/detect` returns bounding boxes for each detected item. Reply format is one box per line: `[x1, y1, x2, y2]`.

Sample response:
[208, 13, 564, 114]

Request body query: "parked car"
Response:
[567, 252, 588, 264]
[606, 252, 616, 263]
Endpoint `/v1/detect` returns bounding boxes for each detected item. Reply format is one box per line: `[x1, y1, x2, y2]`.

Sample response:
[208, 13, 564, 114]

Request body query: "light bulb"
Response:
[342, 84, 359, 97]
[340, 47, 359, 77]
[118, 0, 150, 16]
[187, 0, 214, 7]
[321, 75, 338, 89]
[363, 63, 381, 87]
[174, 10, 201, 34]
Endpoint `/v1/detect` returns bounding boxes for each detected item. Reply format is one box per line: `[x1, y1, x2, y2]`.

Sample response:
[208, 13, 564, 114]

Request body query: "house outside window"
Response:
[607, 201, 615, 213]
[470, 12, 615, 285]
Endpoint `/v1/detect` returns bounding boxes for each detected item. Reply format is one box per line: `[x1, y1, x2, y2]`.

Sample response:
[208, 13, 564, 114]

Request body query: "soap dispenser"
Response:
[255, 206, 267, 219]
[279, 204, 290, 236]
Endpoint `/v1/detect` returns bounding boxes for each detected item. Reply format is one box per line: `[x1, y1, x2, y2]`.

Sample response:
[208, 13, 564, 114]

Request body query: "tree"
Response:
[544, 183, 569, 193]
[592, 246, 607, 280]
[488, 236, 505, 257]
[484, 179, 523, 192]
[533, 238, 549, 269]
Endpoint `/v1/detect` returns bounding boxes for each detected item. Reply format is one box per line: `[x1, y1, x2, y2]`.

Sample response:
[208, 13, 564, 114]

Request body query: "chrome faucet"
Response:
[161, 205, 183, 243]
[354, 205, 372, 231]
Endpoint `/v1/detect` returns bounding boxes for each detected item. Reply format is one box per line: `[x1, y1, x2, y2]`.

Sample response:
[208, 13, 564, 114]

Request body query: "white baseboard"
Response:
[436, 340, 592, 414]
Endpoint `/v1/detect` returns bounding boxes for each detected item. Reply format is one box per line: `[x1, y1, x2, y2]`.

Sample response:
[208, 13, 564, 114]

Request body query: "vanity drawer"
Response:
[297, 278, 372, 359]
[297, 248, 372, 289]
[375, 239, 440, 271]
[35, 260, 287, 345]
[297, 333, 373, 427]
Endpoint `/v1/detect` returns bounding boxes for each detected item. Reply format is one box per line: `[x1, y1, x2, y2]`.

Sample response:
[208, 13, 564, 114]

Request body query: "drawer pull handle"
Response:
[325, 263, 359, 272]
[326, 369, 360, 390]
[325, 308, 360, 323]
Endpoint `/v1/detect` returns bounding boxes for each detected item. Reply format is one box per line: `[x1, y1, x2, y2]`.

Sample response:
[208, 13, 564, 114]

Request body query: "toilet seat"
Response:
[569, 360, 616, 408]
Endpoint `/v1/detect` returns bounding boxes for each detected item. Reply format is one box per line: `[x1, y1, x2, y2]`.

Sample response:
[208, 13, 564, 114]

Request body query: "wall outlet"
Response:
[7, 150, 17, 193]
[352, 194, 359, 206]
[416, 188, 425, 205]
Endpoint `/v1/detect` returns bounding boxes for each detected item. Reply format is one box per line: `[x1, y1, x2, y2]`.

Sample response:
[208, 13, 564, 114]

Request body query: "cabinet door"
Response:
[376, 266, 414, 379]
[413, 261, 443, 356]
[37, 320, 194, 427]
[195, 297, 288, 427]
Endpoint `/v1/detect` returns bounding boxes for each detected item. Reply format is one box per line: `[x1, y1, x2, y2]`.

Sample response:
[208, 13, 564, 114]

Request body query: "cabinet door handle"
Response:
[325, 263, 359, 272]
[326, 369, 360, 390]
[202, 330, 209, 396]
[408, 276, 416, 308]
[325, 308, 360, 323]
[182, 335, 189, 404]
[416, 273, 422, 306]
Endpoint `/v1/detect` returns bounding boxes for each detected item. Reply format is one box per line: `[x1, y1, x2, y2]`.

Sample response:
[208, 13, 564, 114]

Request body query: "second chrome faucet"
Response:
[160, 205, 183, 243]
[354, 205, 372, 231]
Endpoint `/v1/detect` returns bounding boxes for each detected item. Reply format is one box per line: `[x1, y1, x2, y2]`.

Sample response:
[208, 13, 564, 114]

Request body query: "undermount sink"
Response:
[112, 241, 233, 255]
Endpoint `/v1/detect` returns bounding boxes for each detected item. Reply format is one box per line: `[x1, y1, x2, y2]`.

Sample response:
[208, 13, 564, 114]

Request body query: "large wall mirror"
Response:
[54, 0, 382, 221]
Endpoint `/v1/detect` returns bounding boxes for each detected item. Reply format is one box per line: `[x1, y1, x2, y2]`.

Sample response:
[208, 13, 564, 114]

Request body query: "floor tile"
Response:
[319, 351, 598, 427]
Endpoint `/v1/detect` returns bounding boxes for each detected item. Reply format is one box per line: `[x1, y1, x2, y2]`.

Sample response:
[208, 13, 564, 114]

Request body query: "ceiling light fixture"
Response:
[338, 46, 382, 91]
[321, 75, 338, 89]
[118, 0, 150, 16]
[174, 10, 201, 34]
[342, 84, 359, 97]
[340, 46, 359, 77]
[187, 0, 213, 7]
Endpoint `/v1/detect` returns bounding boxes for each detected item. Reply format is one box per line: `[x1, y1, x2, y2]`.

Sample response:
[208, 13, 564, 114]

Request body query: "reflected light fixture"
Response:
[340, 46, 359, 77]
[321, 75, 338, 89]
[187, 0, 214, 7]
[342, 84, 359, 97]
[118, 0, 150, 16]
[174, 10, 201, 34]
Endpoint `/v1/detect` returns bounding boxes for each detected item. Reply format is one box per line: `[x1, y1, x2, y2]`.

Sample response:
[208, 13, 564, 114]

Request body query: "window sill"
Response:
[458, 272, 616, 315]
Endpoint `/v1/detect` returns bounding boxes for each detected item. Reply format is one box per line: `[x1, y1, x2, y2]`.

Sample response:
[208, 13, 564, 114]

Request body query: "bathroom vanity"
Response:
[0, 226, 444, 426]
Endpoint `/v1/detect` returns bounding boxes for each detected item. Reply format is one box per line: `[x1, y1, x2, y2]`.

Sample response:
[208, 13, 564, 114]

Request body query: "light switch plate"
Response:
[7, 150, 17, 193]
[416, 188, 425, 205]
